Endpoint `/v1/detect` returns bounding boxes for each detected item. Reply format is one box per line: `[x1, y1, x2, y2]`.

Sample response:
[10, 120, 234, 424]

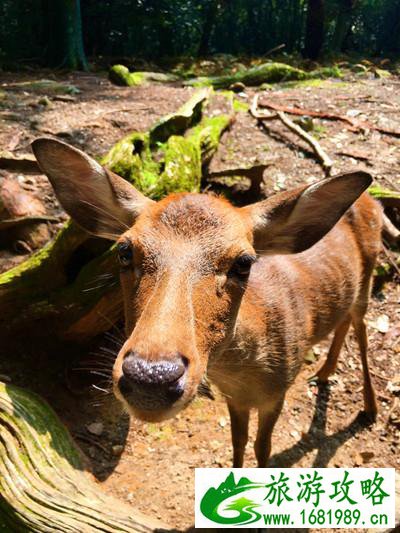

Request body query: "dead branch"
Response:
[276, 111, 333, 175]
[0, 215, 59, 232]
[250, 95, 333, 175]
[206, 163, 270, 180]
[250, 94, 276, 120]
[336, 149, 371, 161]
[258, 99, 400, 137]
[0, 154, 41, 174]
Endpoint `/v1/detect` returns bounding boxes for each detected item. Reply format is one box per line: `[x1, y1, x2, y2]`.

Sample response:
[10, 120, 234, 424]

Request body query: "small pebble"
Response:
[112, 444, 124, 456]
[86, 422, 104, 436]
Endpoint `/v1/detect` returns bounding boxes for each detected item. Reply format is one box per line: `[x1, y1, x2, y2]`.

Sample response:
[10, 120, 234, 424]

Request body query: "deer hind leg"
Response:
[254, 397, 284, 468]
[314, 314, 352, 382]
[351, 315, 378, 419]
[227, 402, 250, 467]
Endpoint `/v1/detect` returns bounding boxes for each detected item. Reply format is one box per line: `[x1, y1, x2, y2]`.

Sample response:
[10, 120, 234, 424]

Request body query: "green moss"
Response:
[108, 64, 145, 86]
[233, 99, 249, 112]
[185, 62, 343, 89]
[190, 114, 232, 163]
[0, 221, 86, 288]
[11, 79, 80, 94]
[159, 136, 201, 195]
[108, 64, 180, 87]
[368, 186, 400, 200]
[101, 90, 231, 200]
[102, 112, 231, 200]
[149, 88, 209, 144]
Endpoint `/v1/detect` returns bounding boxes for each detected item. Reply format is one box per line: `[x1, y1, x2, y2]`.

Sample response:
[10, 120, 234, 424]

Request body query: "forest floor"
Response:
[0, 69, 399, 531]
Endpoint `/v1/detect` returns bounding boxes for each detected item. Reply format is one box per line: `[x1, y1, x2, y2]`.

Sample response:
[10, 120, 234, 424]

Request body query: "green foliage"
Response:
[0, 0, 399, 67]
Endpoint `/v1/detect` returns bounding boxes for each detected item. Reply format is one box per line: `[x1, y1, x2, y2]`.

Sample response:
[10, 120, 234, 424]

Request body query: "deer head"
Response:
[32, 138, 371, 422]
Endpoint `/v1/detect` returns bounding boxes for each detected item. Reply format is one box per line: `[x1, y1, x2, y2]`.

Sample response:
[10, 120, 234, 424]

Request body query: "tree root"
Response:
[0, 381, 168, 532]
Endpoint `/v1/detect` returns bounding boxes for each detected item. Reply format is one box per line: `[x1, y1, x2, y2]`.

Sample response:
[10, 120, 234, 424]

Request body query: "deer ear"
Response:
[32, 137, 153, 239]
[242, 171, 372, 254]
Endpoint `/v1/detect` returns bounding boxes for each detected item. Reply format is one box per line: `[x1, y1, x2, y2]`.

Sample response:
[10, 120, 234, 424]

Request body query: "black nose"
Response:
[119, 352, 187, 411]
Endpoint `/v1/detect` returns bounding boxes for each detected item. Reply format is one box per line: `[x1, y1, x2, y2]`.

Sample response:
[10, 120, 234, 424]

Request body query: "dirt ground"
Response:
[0, 69, 399, 531]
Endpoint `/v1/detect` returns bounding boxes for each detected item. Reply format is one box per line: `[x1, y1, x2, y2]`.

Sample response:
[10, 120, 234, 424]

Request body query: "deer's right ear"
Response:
[32, 138, 153, 239]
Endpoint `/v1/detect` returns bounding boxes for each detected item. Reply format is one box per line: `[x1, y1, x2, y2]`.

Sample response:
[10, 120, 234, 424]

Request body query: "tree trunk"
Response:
[46, 0, 88, 70]
[0, 381, 168, 532]
[198, 1, 219, 56]
[332, 0, 356, 52]
[303, 0, 325, 60]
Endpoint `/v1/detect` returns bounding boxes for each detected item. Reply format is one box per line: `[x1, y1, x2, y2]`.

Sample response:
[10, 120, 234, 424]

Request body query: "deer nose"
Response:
[118, 352, 187, 410]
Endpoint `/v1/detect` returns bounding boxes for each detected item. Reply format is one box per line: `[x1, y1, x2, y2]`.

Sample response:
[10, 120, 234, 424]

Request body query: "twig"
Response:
[370, 370, 391, 382]
[0, 215, 59, 231]
[337, 149, 371, 161]
[72, 431, 110, 455]
[276, 111, 334, 175]
[263, 43, 286, 57]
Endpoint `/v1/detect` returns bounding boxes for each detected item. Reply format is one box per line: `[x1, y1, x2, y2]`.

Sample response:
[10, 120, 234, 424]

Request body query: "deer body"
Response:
[32, 138, 382, 467]
[208, 193, 381, 465]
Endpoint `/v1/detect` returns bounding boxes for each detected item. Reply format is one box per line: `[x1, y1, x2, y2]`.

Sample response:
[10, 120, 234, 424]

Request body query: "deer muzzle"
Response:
[117, 352, 187, 411]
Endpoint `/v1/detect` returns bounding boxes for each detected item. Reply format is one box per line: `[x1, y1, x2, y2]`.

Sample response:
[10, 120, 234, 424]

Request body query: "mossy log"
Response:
[0, 91, 233, 342]
[101, 90, 231, 199]
[185, 62, 342, 89]
[368, 185, 400, 208]
[0, 381, 168, 532]
[109, 65, 179, 87]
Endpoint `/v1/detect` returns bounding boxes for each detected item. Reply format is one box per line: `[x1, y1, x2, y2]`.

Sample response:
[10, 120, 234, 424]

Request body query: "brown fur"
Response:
[32, 138, 382, 467]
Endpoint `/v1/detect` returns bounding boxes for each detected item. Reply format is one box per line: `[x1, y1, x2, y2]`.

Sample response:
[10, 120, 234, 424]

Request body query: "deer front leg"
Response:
[227, 402, 250, 467]
[254, 397, 284, 467]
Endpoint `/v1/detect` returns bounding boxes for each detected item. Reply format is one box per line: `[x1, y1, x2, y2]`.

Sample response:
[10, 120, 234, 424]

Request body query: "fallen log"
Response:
[0, 381, 168, 532]
[368, 186, 400, 209]
[0, 91, 233, 342]
[185, 62, 341, 89]
[109, 65, 180, 87]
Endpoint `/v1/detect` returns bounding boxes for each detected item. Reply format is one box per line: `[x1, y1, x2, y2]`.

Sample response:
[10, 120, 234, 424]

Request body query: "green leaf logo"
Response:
[200, 472, 266, 525]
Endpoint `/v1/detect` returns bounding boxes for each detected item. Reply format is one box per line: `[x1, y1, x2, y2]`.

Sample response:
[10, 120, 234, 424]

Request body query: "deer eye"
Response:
[117, 241, 133, 268]
[228, 254, 256, 278]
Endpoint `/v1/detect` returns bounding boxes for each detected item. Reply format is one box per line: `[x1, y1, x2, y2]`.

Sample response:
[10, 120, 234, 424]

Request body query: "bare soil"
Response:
[0, 70, 399, 531]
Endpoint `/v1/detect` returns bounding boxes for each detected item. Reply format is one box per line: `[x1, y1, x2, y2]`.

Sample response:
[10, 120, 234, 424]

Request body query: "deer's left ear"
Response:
[241, 171, 372, 254]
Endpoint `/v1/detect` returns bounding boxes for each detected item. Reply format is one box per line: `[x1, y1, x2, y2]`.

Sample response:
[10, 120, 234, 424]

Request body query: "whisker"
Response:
[80, 199, 130, 231]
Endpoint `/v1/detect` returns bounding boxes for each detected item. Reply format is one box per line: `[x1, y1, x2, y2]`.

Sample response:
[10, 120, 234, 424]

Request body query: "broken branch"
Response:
[251, 95, 333, 175]
[276, 111, 334, 175]
[258, 99, 400, 137]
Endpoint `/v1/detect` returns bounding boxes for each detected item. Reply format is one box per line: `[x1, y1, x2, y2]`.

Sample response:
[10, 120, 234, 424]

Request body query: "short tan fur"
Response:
[32, 138, 382, 467]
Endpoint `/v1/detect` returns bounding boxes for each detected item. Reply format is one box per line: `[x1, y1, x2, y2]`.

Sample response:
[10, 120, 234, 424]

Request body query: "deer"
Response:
[32, 137, 382, 467]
